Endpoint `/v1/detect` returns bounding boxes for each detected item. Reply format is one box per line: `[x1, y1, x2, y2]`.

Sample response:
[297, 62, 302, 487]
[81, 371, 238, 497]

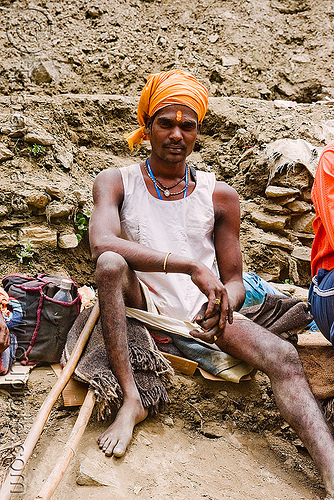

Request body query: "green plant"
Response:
[16, 239, 34, 265]
[30, 143, 46, 157]
[284, 278, 294, 285]
[75, 211, 91, 243]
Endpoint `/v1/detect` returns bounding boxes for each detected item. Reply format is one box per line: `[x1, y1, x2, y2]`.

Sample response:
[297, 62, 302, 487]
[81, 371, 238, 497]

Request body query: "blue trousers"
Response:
[309, 268, 334, 345]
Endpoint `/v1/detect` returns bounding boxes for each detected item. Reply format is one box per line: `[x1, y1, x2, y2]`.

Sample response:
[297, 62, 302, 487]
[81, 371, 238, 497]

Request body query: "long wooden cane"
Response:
[0, 301, 100, 500]
[34, 388, 96, 500]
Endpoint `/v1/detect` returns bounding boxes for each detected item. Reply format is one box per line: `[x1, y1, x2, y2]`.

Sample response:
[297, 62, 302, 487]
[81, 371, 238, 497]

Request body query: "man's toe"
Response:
[105, 441, 117, 456]
[113, 440, 127, 457]
[98, 435, 107, 447]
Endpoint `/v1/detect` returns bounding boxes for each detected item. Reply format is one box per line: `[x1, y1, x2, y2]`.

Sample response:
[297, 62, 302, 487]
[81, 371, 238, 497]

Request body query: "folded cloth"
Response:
[61, 307, 173, 419]
[241, 272, 285, 309]
[241, 293, 313, 340]
[126, 306, 254, 383]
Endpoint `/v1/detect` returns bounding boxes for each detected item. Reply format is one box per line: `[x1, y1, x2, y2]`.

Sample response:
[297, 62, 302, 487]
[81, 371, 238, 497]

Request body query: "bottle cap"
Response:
[60, 278, 72, 290]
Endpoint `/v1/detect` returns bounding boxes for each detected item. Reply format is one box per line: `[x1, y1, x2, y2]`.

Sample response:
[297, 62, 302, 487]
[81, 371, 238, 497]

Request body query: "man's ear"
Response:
[144, 117, 152, 135]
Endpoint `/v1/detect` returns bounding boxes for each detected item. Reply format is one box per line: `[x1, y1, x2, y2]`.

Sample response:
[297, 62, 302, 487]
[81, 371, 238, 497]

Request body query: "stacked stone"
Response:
[245, 163, 315, 286]
[0, 113, 87, 254]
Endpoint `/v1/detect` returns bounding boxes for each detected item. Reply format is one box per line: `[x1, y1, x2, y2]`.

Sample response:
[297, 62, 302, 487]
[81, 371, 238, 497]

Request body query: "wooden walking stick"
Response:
[34, 388, 96, 500]
[0, 301, 100, 500]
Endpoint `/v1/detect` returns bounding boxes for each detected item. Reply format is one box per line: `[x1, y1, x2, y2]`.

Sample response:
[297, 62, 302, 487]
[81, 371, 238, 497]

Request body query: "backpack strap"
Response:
[21, 290, 44, 365]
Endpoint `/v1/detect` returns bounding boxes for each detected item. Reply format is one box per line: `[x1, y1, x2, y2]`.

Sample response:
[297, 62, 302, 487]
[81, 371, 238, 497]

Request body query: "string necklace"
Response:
[145, 159, 189, 199]
[154, 171, 186, 191]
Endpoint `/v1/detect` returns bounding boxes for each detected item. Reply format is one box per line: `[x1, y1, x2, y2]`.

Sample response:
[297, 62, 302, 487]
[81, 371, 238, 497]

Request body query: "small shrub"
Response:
[75, 211, 91, 243]
[30, 143, 46, 157]
[16, 239, 34, 266]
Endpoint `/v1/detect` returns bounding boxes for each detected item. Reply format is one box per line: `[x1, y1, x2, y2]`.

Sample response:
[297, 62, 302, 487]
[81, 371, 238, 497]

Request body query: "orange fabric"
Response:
[0, 288, 10, 320]
[126, 70, 209, 149]
[311, 141, 334, 275]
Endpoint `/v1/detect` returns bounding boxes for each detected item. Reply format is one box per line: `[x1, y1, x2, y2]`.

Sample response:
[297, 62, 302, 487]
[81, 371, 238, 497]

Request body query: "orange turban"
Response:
[126, 70, 209, 149]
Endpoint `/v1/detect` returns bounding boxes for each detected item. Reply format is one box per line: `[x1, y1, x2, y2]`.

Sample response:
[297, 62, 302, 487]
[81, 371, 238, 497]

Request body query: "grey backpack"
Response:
[2, 273, 81, 364]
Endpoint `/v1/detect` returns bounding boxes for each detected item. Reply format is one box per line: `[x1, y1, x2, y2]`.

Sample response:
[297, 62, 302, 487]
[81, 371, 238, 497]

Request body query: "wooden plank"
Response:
[198, 368, 224, 381]
[162, 352, 198, 375]
[52, 364, 88, 407]
[0, 363, 31, 386]
[298, 331, 332, 347]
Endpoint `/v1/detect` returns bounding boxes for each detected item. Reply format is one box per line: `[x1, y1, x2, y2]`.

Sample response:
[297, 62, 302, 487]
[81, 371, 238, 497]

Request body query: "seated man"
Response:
[309, 142, 334, 346]
[90, 70, 334, 498]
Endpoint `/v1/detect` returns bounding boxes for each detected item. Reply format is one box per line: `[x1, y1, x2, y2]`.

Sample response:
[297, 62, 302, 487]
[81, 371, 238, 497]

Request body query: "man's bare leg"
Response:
[217, 320, 334, 497]
[95, 251, 148, 457]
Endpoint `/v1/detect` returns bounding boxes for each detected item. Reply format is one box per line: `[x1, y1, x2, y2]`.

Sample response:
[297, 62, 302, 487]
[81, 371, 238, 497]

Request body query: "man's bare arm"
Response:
[89, 168, 227, 314]
[191, 181, 245, 343]
[213, 181, 245, 312]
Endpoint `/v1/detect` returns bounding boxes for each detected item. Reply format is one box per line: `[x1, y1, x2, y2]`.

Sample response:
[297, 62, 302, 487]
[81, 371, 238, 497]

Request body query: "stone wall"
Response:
[0, 94, 333, 285]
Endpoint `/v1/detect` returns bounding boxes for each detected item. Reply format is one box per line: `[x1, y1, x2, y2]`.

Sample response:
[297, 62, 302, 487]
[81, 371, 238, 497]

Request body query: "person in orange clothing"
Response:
[90, 71, 334, 498]
[0, 289, 10, 354]
[309, 141, 334, 345]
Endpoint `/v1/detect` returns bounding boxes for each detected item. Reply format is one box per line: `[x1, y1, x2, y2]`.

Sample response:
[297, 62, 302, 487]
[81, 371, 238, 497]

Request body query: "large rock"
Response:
[24, 129, 56, 146]
[291, 246, 312, 262]
[0, 206, 9, 218]
[30, 60, 60, 84]
[248, 227, 293, 251]
[46, 185, 65, 199]
[262, 201, 290, 215]
[275, 195, 300, 206]
[0, 231, 17, 248]
[285, 200, 312, 214]
[268, 282, 309, 301]
[0, 144, 13, 163]
[251, 211, 290, 231]
[18, 226, 57, 249]
[54, 146, 73, 170]
[27, 192, 50, 209]
[76, 461, 117, 487]
[291, 212, 315, 233]
[46, 202, 73, 219]
[58, 232, 78, 249]
[265, 186, 300, 198]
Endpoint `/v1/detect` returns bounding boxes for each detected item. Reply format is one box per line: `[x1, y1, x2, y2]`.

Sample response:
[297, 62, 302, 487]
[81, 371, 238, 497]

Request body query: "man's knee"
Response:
[95, 251, 128, 284]
[269, 339, 303, 379]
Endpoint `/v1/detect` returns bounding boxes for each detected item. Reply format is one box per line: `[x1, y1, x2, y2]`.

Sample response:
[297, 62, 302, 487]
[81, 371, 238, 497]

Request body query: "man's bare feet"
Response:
[98, 398, 148, 457]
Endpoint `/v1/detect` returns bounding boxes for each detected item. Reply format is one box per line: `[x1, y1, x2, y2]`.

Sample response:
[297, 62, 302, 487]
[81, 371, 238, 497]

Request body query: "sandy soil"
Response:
[0, 367, 325, 500]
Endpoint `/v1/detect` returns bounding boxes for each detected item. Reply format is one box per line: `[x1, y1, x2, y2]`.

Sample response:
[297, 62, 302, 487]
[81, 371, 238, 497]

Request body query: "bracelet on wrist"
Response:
[163, 252, 172, 273]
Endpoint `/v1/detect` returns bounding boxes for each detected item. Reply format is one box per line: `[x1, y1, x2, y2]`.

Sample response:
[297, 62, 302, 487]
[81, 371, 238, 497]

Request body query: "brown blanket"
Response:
[61, 307, 173, 419]
[241, 293, 313, 343]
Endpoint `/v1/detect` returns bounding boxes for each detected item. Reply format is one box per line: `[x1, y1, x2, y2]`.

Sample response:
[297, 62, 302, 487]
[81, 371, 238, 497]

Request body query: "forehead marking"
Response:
[176, 110, 182, 121]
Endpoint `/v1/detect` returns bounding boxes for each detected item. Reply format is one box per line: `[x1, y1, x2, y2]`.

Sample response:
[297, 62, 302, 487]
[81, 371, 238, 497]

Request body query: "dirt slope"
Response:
[1, 0, 334, 102]
[1, 1, 334, 499]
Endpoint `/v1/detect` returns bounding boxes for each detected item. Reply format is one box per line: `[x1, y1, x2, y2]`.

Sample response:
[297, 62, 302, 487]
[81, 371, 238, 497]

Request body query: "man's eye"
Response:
[183, 124, 196, 130]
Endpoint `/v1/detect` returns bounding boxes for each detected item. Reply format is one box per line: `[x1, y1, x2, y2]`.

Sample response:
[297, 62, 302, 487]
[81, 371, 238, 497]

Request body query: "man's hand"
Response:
[190, 263, 233, 343]
[190, 301, 233, 344]
[0, 314, 10, 353]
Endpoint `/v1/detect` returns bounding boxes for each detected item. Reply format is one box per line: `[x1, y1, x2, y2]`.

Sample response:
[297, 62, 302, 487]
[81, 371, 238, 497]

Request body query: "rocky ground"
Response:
[1, 0, 334, 102]
[0, 367, 324, 499]
[1, 0, 334, 498]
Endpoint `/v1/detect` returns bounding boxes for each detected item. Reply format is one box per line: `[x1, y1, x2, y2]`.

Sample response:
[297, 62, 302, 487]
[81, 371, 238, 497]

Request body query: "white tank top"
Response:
[120, 163, 217, 321]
